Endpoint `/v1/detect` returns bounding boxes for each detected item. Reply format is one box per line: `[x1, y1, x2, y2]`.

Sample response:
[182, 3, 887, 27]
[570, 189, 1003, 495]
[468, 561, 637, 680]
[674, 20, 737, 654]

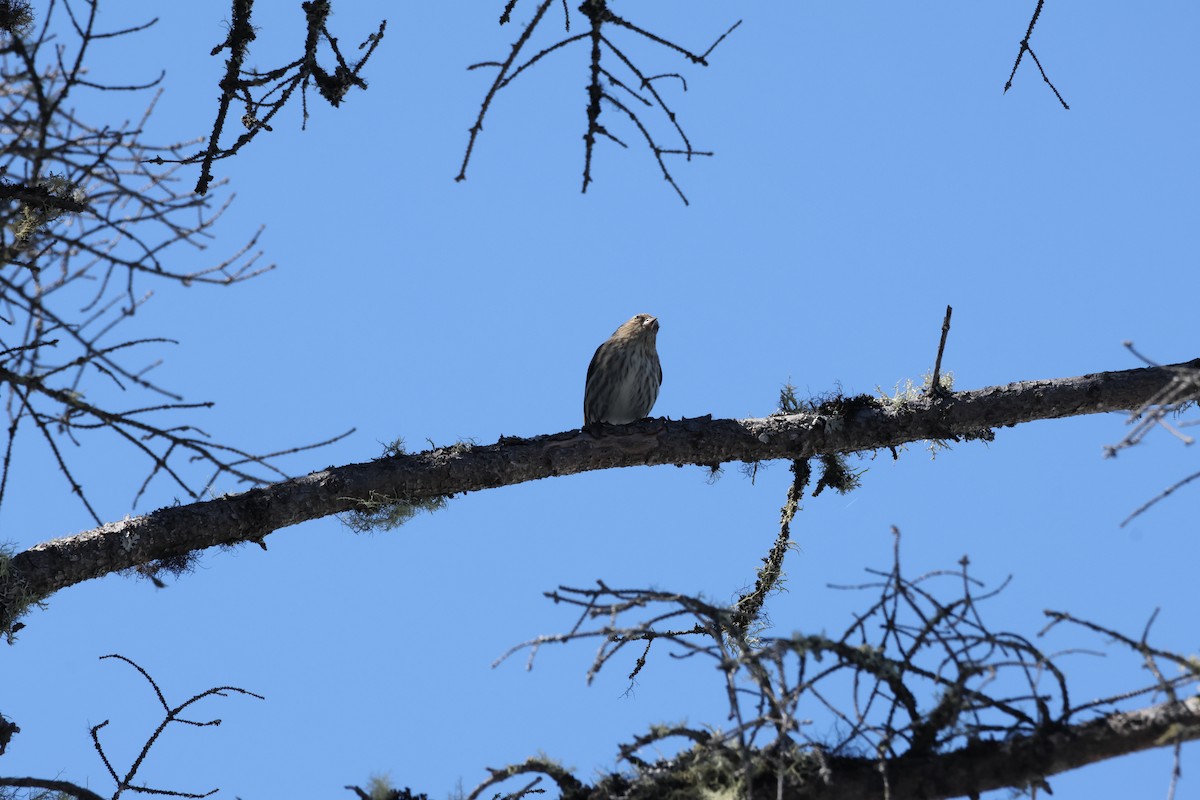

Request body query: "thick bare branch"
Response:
[2, 357, 1196, 630]
[810, 696, 1200, 800]
[477, 530, 1200, 800]
[0, 777, 106, 800]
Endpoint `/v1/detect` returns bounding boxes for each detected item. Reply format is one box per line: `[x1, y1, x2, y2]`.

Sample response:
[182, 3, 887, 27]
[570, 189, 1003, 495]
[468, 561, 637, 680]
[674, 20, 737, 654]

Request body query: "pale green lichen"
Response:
[0, 544, 49, 640]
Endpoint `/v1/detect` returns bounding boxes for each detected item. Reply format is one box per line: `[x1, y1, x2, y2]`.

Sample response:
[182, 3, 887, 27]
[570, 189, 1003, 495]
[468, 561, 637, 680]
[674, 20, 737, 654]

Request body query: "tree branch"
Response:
[470, 697, 1200, 800]
[3, 357, 1196, 629]
[807, 696, 1200, 800]
[0, 777, 106, 800]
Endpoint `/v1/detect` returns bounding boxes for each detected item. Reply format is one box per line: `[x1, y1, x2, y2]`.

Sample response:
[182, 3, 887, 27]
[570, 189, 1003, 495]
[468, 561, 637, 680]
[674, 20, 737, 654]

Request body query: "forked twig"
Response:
[1004, 0, 1069, 109]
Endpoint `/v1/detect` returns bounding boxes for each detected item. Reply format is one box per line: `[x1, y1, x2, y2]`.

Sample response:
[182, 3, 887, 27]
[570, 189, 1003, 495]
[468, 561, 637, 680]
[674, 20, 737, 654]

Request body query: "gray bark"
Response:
[3, 357, 1197, 629]
[795, 696, 1200, 799]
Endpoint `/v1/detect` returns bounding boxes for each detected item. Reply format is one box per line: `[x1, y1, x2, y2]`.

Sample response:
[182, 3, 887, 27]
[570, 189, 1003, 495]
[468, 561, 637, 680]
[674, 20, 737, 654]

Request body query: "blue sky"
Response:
[3, 2, 1199, 798]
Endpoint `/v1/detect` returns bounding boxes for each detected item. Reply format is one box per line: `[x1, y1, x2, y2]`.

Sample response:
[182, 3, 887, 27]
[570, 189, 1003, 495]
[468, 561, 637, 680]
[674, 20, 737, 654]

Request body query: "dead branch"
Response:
[2, 357, 1196, 634]
[929, 304, 952, 396]
[475, 532, 1200, 800]
[0, 2, 349, 526]
[0, 653, 261, 800]
[459, 0, 738, 203]
[144, 0, 387, 194]
[1004, 0, 1069, 108]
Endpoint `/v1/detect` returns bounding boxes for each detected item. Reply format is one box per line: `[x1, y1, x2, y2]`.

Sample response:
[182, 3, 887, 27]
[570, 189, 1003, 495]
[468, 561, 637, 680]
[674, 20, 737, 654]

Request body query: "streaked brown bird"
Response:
[584, 313, 662, 429]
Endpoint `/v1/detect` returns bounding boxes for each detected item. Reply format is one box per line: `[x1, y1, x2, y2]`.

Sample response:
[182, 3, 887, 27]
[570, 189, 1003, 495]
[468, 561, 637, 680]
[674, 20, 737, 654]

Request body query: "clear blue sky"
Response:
[4, 2, 1198, 798]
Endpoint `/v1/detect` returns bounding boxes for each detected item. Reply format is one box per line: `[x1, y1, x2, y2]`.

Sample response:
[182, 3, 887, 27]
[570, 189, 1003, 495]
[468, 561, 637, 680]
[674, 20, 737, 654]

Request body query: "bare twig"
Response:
[929, 304, 953, 397]
[88, 654, 263, 799]
[146, 1, 386, 194]
[460, 0, 738, 203]
[1004, 0, 1069, 109]
[0, 654, 263, 800]
[1121, 467, 1200, 528]
[1100, 344, 1200, 525]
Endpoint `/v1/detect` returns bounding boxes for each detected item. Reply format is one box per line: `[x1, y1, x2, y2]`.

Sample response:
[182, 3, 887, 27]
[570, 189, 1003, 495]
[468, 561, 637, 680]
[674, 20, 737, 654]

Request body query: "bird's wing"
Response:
[585, 344, 606, 385]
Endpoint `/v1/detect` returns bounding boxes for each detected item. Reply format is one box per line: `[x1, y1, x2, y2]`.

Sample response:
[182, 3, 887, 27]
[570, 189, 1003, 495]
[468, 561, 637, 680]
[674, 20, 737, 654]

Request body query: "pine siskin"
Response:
[584, 313, 662, 429]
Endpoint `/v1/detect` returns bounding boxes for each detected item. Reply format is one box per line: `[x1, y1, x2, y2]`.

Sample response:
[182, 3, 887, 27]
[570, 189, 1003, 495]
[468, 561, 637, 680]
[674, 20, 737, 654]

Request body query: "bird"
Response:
[584, 313, 662, 430]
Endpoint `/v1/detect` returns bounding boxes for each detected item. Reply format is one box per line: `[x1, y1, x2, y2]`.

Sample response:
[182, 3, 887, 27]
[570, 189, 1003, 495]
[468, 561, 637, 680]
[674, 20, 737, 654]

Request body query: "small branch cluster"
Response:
[145, 0, 386, 194]
[0, 653, 263, 800]
[0, 3, 352, 525]
[344, 780, 431, 800]
[1107, 343, 1200, 527]
[479, 523, 1200, 799]
[458, 0, 740, 204]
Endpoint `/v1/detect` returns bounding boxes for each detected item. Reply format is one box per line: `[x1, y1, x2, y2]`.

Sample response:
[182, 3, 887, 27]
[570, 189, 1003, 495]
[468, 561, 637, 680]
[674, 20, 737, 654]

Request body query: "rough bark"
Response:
[811, 696, 1200, 799]
[0, 777, 105, 800]
[3, 358, 1196, 628]
[585, 696, 1200, 800]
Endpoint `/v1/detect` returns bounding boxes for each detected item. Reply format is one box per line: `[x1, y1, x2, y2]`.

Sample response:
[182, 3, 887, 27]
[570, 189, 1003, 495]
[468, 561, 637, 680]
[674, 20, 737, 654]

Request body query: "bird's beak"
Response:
[645, 316, 659, 332]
